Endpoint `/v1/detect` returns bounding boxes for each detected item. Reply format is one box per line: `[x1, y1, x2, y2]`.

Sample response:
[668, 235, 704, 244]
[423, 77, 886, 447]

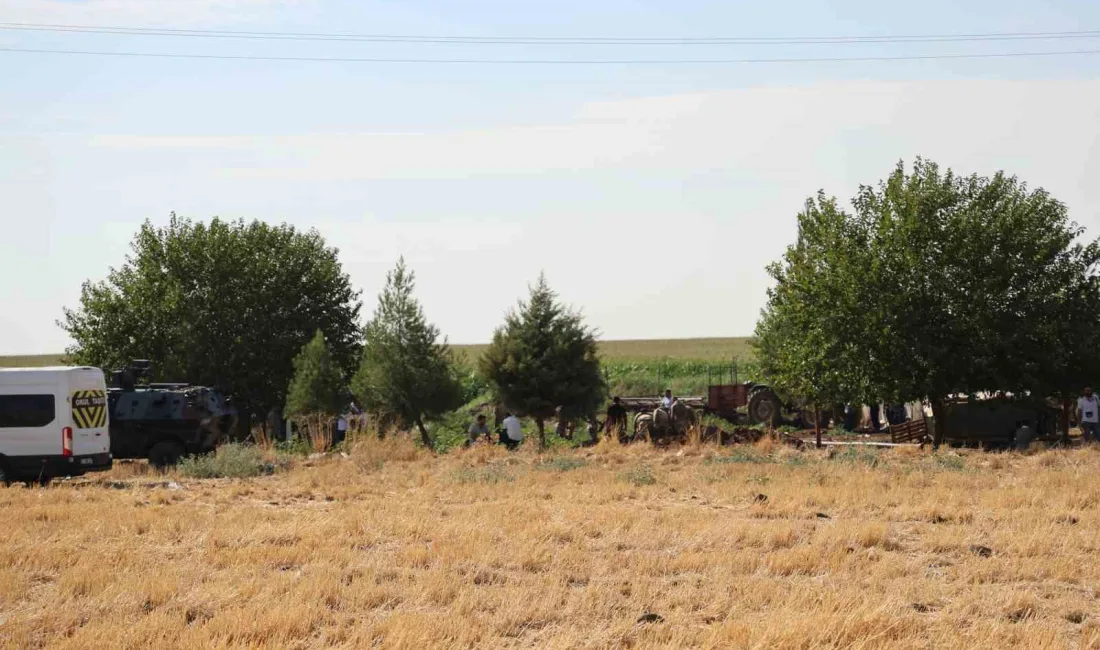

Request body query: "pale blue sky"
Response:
[2, 0, 1100, 354]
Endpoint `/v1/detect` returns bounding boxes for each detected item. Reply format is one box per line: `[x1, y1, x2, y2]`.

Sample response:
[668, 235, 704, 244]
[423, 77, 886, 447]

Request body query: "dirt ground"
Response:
[3, 436, 1100, 649]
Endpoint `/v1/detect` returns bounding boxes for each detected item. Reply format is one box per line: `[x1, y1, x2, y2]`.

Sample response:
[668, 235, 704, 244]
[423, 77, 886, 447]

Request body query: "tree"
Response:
[61, 214, 362, 417]
[756, 159, 1100, 447]
[754, 194, 871, 446]
[285, 330, 345, 418]
[351, 258, 464, 449]
[480, 275, 605, 449]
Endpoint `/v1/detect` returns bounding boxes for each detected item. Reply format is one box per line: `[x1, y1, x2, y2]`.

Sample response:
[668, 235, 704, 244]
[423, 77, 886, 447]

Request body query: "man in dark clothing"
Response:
[869, 404, 882, 433]
[606, 397, 628, 438]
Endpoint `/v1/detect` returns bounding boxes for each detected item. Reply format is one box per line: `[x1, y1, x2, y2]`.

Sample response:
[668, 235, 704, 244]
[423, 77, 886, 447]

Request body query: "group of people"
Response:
[467, 412, 525, 449]
[466, 391, 672, 449]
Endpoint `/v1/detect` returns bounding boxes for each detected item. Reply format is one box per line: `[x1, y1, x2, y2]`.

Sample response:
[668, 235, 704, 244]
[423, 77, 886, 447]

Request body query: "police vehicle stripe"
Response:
[72, 390, 108, 429]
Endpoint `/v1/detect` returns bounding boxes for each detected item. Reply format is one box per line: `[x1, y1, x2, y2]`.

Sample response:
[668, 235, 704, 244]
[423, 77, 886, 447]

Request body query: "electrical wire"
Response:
[2, 46, 1099, 64]
[1, 22, 1100, 46]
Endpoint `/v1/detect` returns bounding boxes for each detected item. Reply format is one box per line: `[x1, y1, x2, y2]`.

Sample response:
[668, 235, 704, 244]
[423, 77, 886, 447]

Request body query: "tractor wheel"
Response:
[748, 389, 781, 426]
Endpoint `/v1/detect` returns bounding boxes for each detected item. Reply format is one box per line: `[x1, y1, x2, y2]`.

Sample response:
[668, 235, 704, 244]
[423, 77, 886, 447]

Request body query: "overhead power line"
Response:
[1, 22, 1100, 46]
[2, 46, 1100, 64]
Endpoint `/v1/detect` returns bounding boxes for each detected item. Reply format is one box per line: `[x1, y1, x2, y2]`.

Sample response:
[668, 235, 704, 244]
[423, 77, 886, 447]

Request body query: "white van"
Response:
[0, 366, 112, 483]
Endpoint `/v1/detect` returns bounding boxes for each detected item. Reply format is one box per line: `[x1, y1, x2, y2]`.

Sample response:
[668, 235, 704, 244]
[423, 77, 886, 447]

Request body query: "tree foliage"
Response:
[351, 258, 464, 449]
[755, 194, 871, 414]
[61, 214, 362, 415]
[285, 330, 346, 418]
[756, 159, 1100, 445]
[480, 275, 605, 448]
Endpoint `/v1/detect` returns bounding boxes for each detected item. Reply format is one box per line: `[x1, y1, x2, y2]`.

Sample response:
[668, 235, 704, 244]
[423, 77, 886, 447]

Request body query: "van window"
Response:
[0, 394, 56, 428]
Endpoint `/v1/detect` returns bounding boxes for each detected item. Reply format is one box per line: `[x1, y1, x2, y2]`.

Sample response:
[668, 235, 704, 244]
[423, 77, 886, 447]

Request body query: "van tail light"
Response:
[62, 427, 73, 457]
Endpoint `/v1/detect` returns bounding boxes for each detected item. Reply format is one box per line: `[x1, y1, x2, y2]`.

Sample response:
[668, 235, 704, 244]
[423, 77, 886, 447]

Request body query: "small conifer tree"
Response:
[284, 330, 345, 417]
[480, 274, 605, 449]
[352, 258, 464, 449]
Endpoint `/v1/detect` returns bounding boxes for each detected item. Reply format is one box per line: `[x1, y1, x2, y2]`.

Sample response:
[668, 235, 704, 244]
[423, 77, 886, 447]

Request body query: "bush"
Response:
[830, 446, 881, 467]
[537, 456, 588, 472]
[177, 444, 284, 479]
[618, 464, 656, 486]
[453, 466, 515, 484]
[706, 450, 772, 464]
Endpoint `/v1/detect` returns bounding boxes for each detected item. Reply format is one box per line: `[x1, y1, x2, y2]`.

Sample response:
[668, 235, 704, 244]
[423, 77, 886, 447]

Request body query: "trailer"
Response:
[618, 383, 807, 427]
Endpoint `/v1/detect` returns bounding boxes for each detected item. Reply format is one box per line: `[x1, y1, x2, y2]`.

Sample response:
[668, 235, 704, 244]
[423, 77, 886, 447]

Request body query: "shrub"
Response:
[177, 444, 284, 479]
[618, 464, 656, 486]
[931, 454, 967, 471]
[538, 456, 588, 472]
[830, 446, 881, 467]
[453, 466, 515, 484]
[706, 450, 772, 464]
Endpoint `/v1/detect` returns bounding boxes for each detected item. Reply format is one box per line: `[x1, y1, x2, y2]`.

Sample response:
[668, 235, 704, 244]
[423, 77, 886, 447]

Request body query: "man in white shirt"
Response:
[661, 389, 674, 409]
[501, 412, 523, 450]
[1078, 386, 1100, 443]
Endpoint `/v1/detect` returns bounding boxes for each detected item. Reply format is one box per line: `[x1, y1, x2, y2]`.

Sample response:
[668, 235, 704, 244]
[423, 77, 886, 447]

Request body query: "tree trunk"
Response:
[536, 418, 546, 450]
[415, 419, 433, 451]
[814, 405, 822, 450]
[1062, 399, 1073, 444]
[930, 398, 946, 449]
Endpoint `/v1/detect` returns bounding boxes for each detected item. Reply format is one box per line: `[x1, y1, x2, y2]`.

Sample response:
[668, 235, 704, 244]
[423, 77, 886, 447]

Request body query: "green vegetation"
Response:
[480, 274, 605, 449]
[0, 354, 65, 368]
[58, 214, 362, 415]
[352, 258, 465, 450]
[618, 464, 657, 486]
[455, 337, 753, 364]
[177, 444, 285, 479]
[284, 330, 345, 417]
[1, 339, 756, 388]
[452, 466, 515, 485]
[602, 358, 757, 398]
[536, 456, 588, 472]
[755, 158, 1100, 446]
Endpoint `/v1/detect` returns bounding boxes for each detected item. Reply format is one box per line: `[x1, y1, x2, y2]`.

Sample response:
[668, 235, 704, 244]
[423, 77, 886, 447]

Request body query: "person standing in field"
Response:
[467, 414, 491, 445]
[1078, 387, 1100, 443]
[1014, 419, 1036, 451]
[500, 412, 523, 450]
[605, 396, 628, 437]
[661, 389, 674, 409]
[335, 413, 348, 445]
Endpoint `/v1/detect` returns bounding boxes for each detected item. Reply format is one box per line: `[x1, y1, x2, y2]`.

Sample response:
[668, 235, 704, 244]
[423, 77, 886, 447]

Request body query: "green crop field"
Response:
[0, 354, 65, 368]
[0, 338, 756, 397]
[453, 337, 753, 363]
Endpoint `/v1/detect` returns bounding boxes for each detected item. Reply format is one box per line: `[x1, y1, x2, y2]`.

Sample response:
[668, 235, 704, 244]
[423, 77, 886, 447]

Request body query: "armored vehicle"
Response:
[107, 360, 238, 467]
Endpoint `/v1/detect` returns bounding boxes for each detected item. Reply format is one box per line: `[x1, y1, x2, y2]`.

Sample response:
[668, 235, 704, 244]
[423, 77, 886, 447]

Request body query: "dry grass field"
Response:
[3, 436, 1100, 649]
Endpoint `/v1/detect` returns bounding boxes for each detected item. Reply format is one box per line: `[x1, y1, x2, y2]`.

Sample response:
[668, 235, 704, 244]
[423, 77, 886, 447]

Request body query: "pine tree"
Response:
[480, 274, 605, 449]
[284, 330, 345, 417]
[351, 258, 464, 449]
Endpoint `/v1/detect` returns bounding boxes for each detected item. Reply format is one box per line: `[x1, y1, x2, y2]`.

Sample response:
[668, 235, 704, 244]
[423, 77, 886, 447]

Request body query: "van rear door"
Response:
[66, 369, 110, 456]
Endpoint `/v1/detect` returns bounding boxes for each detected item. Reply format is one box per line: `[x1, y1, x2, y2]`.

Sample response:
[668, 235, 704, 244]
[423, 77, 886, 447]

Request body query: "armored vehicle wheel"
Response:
[748, 389, 781, 426]
[149, 441, 186, 468]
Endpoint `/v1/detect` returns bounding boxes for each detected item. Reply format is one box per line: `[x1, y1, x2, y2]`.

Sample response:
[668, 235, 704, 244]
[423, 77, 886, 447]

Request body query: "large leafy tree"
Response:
[285, 330, 346, 418]
[480, 275, 605, 449]
[351, 258, 464, 449]
[61, 214, 362, 416]
[756, 159, 1100, 447]
[754, 194, 871, 445]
